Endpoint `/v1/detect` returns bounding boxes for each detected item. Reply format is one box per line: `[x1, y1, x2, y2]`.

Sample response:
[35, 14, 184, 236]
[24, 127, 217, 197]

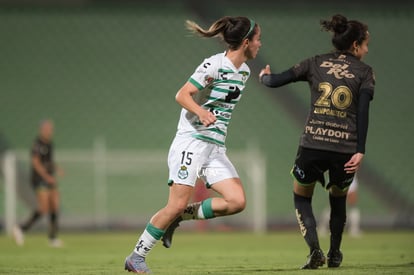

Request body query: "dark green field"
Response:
[0, 231, 413, 274]
[1, 0, 414, 223]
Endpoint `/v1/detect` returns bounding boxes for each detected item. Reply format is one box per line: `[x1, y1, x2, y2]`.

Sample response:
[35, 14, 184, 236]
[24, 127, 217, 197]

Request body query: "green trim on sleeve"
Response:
[189, 77, 204, 90]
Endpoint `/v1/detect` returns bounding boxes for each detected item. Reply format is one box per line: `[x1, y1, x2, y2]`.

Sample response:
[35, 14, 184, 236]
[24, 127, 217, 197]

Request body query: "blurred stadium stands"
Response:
[1, 0, 413, 230]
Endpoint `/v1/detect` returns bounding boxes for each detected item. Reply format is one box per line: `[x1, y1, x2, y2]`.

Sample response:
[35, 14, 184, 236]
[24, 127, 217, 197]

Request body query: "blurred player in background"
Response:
[260, 14, 374, 269]
[318, 175, 361, 237]
[0, 131, 11, 177]
[124, 16, 261, 273]
[345, 176, 361, 236]
[13, 119, 64, 247]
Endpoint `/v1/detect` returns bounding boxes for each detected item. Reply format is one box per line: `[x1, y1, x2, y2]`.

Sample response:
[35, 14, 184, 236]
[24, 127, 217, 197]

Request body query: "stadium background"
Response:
[0, 0, 413, 231]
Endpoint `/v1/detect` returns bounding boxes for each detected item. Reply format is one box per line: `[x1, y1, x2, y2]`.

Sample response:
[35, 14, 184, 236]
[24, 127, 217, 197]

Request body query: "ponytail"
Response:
[186, 16, 257, 50]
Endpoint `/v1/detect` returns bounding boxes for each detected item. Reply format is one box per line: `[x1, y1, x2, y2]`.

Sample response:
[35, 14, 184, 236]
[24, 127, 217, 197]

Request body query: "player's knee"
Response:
[229, 197, 246, 214]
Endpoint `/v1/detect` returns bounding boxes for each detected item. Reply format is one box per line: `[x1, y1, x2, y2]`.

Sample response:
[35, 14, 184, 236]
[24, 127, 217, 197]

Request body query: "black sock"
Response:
[49, 212, 58, 240]
[21, 211, 42, 231]
[329, 194, 347, 252]
[294, 192, 320, 253]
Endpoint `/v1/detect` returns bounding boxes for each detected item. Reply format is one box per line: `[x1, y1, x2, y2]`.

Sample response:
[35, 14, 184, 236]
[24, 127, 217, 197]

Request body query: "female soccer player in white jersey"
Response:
[124, 16, 261, 273]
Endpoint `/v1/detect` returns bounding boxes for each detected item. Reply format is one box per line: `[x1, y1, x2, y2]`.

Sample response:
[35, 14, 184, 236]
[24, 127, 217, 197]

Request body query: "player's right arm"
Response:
[31, 144, 56, 185]
[32, 155, 56, 185]
[175, 82, 217, 127]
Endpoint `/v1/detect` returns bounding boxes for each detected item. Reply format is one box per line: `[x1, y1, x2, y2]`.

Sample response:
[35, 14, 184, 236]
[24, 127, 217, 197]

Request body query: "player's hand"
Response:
[344, 153, 364, 174]
[259, 64, 272, 81]
[198, 109, 217, 127]
[45, 175, 57, 185]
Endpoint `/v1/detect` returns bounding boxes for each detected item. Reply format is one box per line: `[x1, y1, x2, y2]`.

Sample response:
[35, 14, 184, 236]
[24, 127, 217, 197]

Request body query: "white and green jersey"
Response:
[176, 52, 250, 146]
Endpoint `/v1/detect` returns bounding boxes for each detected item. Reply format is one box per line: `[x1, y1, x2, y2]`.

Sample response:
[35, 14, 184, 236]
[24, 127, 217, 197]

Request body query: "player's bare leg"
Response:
[13, 190, 49, 246]
[48, 189, 62, 247]
[125, 183, 193, 273]
[162, 178, 245, 248]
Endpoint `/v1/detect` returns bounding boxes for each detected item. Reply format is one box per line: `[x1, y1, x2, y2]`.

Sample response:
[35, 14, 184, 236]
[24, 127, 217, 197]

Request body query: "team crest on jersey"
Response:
[178, 165, 189, 180]
[240, 71, 249, 81]
[204, 75, 214, 85]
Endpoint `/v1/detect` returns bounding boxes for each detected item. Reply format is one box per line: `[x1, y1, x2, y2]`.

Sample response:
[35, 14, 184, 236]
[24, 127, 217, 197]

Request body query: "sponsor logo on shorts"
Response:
[178, 165, 189, 180]
[197, 166, 219, 178]
[294, 164, 305, 180]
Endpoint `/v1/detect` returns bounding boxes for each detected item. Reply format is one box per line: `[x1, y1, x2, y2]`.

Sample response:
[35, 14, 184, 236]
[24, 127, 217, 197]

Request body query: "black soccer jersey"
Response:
[31, 137, 54, 183]
[291, 52, 375, 154]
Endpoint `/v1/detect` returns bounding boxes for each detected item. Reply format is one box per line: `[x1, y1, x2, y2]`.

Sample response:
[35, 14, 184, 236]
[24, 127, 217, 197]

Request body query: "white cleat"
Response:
[12, 225, 24, 246]
[49, 238, 64, 248]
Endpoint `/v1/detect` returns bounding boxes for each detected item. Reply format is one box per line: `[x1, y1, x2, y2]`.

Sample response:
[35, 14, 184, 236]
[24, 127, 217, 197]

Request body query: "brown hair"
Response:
[186, 16, 257, 50]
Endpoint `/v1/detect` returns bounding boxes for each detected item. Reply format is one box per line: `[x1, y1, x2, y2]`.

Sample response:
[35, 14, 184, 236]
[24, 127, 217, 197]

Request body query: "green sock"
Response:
[200, 198, 214, 219]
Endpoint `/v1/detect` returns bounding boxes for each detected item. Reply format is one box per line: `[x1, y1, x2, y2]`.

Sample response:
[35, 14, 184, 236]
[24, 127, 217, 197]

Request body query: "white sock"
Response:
[181, 198, 214, 220]
[181, 202, 204, 220]
[134, 229, 157, 257]
[196, 203, 205, 219]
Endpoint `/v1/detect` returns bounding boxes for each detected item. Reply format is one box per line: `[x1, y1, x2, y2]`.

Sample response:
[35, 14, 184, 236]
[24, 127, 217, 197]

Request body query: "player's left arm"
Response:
[344, 89, 373, 173]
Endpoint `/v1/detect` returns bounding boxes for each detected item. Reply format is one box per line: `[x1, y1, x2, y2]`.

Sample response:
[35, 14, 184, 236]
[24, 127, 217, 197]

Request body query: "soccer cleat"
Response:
[12, 225, 24, 246]
[301, 249, 326, 269]
[161, 216, 183, 248]
[124, 252, 151, 274]
[327, 249, 343, 268]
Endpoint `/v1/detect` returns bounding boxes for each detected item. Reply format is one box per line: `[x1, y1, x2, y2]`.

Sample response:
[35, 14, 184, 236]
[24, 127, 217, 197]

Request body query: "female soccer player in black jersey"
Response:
[260, 14, 375, 269]
[13, 120, 64, 247]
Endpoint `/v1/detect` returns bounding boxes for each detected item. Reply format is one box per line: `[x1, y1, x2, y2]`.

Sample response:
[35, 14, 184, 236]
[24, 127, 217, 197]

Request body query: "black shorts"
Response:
[32, 180, 55, 191]
[291, 146, 355, 191]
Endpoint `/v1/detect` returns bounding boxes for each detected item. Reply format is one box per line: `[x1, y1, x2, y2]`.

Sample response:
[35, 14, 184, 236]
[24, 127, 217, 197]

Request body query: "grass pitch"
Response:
[0, 230, 413, 274]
